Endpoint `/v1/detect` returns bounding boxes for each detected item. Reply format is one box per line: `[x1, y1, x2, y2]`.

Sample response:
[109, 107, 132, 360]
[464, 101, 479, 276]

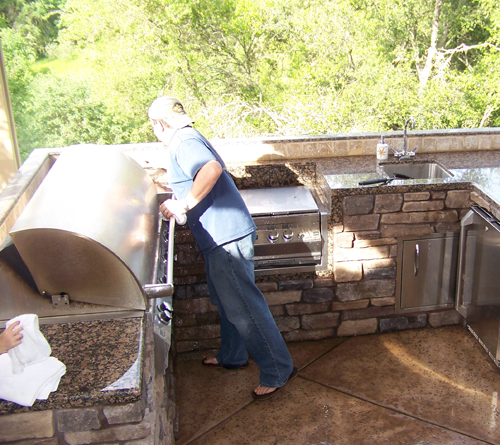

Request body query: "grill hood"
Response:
[8, 147, 161, 312]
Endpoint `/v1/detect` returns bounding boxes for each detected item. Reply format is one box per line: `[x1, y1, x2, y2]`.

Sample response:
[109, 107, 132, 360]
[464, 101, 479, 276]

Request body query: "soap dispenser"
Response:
[376, 135, 389, 161]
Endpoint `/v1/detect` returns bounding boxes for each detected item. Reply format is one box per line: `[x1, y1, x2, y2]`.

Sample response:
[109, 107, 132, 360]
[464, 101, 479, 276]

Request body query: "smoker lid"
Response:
[239, 186, 318, 216]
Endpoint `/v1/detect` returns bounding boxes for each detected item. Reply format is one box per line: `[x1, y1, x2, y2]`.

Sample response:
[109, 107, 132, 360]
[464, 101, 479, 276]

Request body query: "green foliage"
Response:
[0, 0, 64, 56]
[16, 75, 131, 160]
[2, 0, 500, 160]
[1, 27, 36, 97]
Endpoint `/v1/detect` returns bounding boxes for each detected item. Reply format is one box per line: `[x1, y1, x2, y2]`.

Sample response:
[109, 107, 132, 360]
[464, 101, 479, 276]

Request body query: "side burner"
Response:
[240, 186, 328, 275]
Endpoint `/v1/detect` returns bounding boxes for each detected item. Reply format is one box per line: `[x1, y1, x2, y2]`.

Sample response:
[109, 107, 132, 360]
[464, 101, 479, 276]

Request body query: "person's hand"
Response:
[159, 199, 188, 225]
[0, 321, 23, 354]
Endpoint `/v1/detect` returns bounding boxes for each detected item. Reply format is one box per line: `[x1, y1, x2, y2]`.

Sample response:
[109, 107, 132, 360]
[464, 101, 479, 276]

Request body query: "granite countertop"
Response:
[317, 150, 500, 208]
[0, 317, 144, 415]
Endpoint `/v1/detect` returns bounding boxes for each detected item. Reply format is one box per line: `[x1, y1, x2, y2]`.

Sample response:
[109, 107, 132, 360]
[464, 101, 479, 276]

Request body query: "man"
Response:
[148, 96, 296, 400]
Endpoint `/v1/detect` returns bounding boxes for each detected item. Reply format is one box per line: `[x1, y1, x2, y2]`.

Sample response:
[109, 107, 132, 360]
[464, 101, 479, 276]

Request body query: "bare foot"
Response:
[252, 367, 298, 400]
[203, 357, 219, 366]
[253, 385, 277, 396]
[202, 357, 249, 369]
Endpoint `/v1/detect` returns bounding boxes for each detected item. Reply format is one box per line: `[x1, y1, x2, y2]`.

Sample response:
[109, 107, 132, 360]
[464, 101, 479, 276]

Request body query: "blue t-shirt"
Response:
[165, 127, 256, 254]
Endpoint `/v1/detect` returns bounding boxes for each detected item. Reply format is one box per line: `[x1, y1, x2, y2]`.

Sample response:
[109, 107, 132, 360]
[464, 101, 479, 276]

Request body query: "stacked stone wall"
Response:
[212, 129, 500, 163]
[333, 189, 471, 335]
[171, 188, 477, 353]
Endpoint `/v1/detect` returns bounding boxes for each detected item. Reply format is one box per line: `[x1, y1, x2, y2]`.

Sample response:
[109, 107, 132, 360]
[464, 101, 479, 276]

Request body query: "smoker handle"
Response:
[166, 216, 176, 286]
[144, 216, 177, 299]
[414, 243, 420, 276]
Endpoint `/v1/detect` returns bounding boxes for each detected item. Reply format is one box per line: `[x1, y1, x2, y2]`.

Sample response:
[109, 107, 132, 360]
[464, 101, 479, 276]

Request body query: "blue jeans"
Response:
[204, 231, 294, 387]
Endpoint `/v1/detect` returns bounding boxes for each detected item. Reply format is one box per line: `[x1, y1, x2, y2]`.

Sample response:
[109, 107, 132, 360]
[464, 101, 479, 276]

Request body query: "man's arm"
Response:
[183, 159, 223, 209]
[160, 160, 223, 221]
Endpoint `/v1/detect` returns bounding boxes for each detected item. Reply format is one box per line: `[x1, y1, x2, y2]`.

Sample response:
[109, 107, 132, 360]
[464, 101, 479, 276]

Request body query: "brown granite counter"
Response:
[316, 150, 500, 223]
[316, 149, 500, 176]
[0, 317, 144, 415]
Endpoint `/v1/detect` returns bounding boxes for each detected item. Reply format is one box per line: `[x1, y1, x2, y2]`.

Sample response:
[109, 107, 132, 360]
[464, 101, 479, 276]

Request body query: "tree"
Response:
[0, 0, 64, 57]
[16, 75, 130, 160]
[3, 0, 500, 161]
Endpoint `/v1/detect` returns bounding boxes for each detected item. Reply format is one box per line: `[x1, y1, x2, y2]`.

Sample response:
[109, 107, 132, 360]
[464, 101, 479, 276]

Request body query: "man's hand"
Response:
[0, 321, 23, 355]
[159, 160, 223, 226]
[160, 199, 188, 225]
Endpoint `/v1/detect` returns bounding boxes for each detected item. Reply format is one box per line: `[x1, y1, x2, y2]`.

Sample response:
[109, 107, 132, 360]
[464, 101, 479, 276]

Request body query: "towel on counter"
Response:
[6, 314, 51, 374]
[0, 314, 66, 407]
[0, 354, 66, 406]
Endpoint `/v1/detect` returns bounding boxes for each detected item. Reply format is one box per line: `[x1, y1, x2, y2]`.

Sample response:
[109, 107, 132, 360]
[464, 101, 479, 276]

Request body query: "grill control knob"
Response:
[158, 311, 171, 325]
[283, 230, 294, 241]
[268, 231, 280, 243]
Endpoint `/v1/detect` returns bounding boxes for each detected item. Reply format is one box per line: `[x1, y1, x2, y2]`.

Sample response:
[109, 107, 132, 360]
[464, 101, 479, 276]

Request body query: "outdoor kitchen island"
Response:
[169, 148, 500, 357]
[1, 127, 500, 444]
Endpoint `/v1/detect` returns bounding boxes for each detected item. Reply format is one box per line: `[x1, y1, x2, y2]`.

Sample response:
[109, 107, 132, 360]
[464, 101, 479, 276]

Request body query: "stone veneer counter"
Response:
[317, 150, 500, 221]
[0, 317, 144, 415]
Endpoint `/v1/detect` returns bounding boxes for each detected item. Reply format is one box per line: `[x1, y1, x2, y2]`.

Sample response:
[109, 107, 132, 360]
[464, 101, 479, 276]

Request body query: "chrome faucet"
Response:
[391, 117, 418, 160]
[403, 117, 415, 153]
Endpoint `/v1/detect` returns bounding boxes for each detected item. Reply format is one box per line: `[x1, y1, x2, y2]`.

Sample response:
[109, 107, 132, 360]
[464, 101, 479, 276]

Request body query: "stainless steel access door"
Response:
[456, 206, 500, 361]
[396, 232, 459, 313]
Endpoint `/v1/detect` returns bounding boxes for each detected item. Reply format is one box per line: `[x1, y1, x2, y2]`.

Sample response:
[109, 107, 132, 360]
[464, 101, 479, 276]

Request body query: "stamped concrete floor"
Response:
[174, 325, 500, 445]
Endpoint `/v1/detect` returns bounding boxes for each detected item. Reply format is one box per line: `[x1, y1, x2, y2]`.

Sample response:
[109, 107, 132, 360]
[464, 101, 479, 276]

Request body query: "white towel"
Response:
[6, 314, 51, 374]
[0, 314, 66, 406]
[0, 354, 66, 406]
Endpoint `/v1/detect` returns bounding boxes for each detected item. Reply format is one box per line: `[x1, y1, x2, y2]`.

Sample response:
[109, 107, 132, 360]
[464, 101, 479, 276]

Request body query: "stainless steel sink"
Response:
[382, 162, 452, 179]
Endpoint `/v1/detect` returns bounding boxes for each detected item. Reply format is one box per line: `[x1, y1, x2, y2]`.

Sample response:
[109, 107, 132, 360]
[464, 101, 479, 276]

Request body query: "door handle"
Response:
[414, 243, 420, 276]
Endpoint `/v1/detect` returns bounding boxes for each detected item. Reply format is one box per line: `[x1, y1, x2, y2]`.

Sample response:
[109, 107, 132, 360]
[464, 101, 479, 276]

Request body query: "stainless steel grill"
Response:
[239, 186, 328, 275]
[0, 147, 175, 327]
